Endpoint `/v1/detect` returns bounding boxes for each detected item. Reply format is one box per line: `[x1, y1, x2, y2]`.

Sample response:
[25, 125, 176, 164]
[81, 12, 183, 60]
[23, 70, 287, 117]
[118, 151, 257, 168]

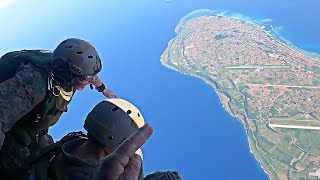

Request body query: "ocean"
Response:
[1, 0, 319, 179]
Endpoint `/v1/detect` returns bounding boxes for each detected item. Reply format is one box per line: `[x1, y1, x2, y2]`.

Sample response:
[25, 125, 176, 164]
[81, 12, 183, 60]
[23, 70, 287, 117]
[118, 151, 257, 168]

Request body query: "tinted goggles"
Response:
[78, 75, 96, 82]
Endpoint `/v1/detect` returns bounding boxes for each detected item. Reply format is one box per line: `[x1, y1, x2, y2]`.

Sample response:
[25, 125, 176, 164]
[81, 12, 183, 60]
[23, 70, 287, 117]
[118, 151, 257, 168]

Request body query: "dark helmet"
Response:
[84, 98, 145, 155]
[144, 171, 182, 180]
[52, 38, 102, 82]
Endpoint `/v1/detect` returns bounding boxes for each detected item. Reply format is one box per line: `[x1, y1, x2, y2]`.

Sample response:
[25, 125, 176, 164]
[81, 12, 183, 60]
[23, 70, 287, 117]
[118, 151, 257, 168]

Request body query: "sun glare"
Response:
[0, 0, 16, 9]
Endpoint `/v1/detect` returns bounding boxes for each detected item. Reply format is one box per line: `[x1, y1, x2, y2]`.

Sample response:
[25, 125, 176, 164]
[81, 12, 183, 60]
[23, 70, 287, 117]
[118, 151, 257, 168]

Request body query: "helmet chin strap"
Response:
[51, 58, 76, 92]
[51, 70, 74, 91]
[104, 146, 113, 155]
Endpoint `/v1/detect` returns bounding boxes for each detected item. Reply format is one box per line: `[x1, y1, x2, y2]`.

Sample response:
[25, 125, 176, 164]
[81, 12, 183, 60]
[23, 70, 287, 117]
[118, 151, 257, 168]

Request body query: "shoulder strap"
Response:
[0, 49, 52, 83]
[27, 131, 88, 180]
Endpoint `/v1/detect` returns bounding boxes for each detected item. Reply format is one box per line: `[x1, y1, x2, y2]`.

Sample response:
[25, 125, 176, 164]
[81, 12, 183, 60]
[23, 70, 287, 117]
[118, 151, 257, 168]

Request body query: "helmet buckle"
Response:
[52, 86, 61, 97]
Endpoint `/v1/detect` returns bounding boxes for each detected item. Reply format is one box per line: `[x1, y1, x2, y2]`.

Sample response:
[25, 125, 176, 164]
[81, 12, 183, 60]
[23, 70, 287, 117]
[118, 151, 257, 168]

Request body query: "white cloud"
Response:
[273, 25, 284, 31]
[0, 0, 16, 9]
[261, 18, 272, 23]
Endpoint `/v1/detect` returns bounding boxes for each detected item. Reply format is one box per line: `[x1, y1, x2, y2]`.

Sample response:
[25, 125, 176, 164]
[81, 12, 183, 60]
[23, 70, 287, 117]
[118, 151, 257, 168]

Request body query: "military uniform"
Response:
[48, 138, 99, 180]
[47, 137, 144, 180]
[26, 132, 143, 180]
[0, 55, 73, 178]
[0, 63, 47, 146]
[27, 98, 182, 180]
[30, 98, 147, 180]
[30, 135, 181, 180]
[0, 38, 106, 179]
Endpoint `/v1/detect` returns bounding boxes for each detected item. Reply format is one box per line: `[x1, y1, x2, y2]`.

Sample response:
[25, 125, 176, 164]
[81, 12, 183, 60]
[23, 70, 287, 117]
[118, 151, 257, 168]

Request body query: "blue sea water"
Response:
[0, 0, 319, 179]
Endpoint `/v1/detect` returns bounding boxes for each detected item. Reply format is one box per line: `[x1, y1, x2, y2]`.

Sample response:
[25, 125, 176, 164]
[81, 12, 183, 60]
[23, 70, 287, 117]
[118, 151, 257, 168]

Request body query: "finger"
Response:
[120, 154, 142, 180]
[113, 124, 153, 167]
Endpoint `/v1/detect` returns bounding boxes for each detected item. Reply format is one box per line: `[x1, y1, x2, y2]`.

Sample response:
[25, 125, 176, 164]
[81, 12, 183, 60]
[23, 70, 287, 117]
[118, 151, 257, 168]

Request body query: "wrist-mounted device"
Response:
[95, 83, 106, 92]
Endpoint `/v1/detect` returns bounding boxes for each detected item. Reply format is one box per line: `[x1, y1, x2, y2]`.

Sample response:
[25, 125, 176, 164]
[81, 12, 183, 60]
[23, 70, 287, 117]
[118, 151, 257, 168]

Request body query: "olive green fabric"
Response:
[24, 132, 180, 180]
[30, 134, 143, 180]
[29, 131, 87, 180]
[49, 138, 99, 180]
[0, 50, 52, 84]
[0, 50, 74, 178]
[48, 138, 144, 180]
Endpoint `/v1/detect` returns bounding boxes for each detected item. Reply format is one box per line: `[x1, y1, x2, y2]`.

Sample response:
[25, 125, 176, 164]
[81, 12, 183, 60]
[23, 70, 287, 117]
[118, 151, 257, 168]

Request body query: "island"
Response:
[161, 9, 320, 180]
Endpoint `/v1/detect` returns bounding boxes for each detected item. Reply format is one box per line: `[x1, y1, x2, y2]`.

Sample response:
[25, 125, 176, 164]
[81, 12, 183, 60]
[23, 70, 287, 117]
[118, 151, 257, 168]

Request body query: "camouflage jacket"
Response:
[48, 138, 144, 180]
[0, 62, 72, 178]
[0, 50, 73, 148]
[29, 132, 180, 180]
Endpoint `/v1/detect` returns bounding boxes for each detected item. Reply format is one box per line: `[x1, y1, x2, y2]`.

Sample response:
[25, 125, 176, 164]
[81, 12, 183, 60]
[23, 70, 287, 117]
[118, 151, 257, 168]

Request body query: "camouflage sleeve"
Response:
[0, 63, 47, 149]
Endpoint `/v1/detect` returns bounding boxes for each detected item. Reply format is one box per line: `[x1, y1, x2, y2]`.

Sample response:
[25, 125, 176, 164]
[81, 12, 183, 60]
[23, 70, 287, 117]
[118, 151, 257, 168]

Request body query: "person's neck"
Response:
[72, 140, 107, 162]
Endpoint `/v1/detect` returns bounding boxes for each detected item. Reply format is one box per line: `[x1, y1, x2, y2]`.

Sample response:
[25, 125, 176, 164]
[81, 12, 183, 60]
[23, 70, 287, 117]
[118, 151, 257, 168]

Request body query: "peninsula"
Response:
[161, 10, 320, 180]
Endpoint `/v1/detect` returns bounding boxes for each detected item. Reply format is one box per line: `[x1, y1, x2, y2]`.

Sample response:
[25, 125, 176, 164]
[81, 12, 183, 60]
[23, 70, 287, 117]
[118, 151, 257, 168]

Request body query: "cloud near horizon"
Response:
[0, 0, 16, 9]
[261, 18, 272, 23]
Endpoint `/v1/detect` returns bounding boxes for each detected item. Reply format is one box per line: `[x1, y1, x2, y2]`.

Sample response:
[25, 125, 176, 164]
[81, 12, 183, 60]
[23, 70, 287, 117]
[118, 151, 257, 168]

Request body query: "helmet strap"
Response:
[51, 57, 76, 90]
[103, 146, 113, 155]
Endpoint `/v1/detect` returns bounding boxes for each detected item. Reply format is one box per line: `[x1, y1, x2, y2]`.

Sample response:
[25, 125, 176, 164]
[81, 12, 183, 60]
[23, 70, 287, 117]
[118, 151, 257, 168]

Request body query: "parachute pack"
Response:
[25, 131, 88, 180]
[0, 50, 52, 83]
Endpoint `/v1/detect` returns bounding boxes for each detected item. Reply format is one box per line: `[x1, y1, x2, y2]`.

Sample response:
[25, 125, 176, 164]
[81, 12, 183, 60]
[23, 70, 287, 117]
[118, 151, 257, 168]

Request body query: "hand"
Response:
[102, 89, 116, 98]
[95, 124, 153, 180]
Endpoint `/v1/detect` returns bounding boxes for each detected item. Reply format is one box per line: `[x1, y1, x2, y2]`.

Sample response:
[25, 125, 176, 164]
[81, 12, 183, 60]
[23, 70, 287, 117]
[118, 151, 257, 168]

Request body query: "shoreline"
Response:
[175, 9, 320, 62]
[160, 57, 273, 179]
[162, 9, 320, 179]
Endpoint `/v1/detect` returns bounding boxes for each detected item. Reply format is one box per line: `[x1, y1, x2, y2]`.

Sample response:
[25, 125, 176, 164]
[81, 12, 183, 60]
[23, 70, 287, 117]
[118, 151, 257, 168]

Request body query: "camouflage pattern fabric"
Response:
[0, 133, 54, 179]
[48, 138, 144, 180]
[144, 171, 182, 180]
[0, 132, 30, 178]
[0, 51, 77, 179]
[0, 63, 47, 148]
[0, 63, 47, 177]
[34, 133, 55, 151]
[49, 139, 99, 180]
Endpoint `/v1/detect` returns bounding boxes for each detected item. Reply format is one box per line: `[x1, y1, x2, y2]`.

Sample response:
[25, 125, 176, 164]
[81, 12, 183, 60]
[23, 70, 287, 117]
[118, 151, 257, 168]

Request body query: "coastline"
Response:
[160, 56, 273, 179]
[162, 9, 320, 179]
[175, 9, 320, 62]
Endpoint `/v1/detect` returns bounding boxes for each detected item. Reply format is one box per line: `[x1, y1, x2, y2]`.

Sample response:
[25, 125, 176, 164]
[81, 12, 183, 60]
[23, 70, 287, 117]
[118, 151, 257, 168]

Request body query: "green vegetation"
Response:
[249, 130, 279, 179]
[269, 107, 279, 116]
[257, 135, 275, 152]
[272, 148, 293, 167]
[161, 14, 320, 179]
[300, 104, 311, 112]
[247, 107, 259, 119]
[288, 109, 301, 116]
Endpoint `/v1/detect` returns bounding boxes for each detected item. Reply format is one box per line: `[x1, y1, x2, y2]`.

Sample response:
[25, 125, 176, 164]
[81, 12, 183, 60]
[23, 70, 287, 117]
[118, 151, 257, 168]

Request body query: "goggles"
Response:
[78, 75, 96, 82]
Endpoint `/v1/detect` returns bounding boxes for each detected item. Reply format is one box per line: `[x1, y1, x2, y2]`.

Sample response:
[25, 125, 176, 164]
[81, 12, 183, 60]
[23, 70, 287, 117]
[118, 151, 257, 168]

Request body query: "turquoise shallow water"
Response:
[177, 9, 320, 61]
[1, 0, 319, 179]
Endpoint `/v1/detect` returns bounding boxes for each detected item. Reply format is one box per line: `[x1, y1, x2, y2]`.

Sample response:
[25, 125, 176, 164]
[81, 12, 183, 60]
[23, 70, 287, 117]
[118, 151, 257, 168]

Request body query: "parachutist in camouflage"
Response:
[30, 99, 182, 180]
[30, 98, 144, 180]
[0, 38, 116, 178]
